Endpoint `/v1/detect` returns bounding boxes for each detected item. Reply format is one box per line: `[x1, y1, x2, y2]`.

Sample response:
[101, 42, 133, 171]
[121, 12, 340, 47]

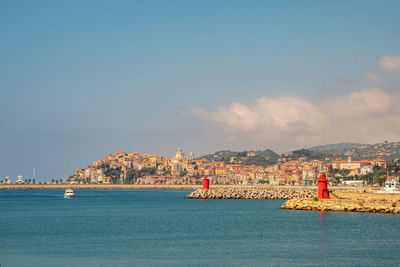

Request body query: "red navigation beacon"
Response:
[318, 173, 330, 199]
[203, 176, 210, 190]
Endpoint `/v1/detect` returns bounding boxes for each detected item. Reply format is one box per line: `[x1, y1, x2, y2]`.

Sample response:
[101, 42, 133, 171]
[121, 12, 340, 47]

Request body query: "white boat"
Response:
[64, 189, 75, 198]
[377, 180, 400, 194]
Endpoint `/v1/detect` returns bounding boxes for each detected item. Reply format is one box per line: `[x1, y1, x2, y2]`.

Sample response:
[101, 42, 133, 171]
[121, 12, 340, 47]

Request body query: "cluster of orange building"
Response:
[72, 148, 387, 185]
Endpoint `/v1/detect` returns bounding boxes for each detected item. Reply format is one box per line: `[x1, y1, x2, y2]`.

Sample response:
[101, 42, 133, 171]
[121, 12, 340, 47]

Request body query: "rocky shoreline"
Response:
[186, 186, 317, 199]
[281, 197, 400, 214]
[280, 188, 400, 214]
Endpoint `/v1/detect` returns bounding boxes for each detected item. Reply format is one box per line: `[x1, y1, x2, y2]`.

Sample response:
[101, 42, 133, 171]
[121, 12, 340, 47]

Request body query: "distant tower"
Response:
[176, 147, 185, 159]
[189, 152, 194, 162]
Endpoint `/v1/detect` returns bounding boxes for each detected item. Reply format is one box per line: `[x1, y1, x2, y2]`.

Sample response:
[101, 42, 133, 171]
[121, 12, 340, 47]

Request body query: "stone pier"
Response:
[186, 186, 317, 199]
[280, 189, 400, 214]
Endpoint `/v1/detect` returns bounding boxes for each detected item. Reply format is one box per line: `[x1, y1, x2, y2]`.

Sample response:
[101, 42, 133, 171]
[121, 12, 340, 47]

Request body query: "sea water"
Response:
[1, 189, 400, 266]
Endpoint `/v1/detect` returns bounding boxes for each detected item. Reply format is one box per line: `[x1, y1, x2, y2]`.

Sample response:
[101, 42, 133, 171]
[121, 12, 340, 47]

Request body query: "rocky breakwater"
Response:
[186, 186, 317, 199]
[281, 197, 400, 214]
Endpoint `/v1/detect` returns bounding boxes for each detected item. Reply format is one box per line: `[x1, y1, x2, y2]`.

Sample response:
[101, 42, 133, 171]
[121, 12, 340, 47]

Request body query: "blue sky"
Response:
[1, 0, 400, 181]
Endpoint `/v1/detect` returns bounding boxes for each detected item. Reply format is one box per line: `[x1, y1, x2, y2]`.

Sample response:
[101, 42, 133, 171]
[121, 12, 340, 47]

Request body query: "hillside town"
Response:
[64, 148, 392, 186]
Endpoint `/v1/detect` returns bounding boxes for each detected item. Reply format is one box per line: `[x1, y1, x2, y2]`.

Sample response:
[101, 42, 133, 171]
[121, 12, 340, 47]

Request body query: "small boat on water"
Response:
[64, 189, 75, 198]
[377, 179, 400, 194]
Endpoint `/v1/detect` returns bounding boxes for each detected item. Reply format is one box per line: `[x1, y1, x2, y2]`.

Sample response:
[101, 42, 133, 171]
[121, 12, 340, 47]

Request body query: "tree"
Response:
[329, 168, 341, 176]
[377, 176, 386, 186]
[51, 179, 55, 184]
[361, 173, 373, 185]
[105, 168, 122, 181]
[140, 167, 157, 176]
[126, 169, 138, 184]
[339, 169, 351, 177]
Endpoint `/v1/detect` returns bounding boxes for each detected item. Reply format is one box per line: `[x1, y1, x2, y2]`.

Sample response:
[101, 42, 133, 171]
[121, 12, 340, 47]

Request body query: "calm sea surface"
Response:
[1, 189, 400, 266]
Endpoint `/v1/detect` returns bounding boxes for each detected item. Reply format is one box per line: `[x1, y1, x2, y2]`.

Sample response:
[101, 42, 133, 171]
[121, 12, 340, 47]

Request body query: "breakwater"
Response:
[281, 198, 400, 214]
[281, 188, 400, 214]
[186, 186, 317, 199]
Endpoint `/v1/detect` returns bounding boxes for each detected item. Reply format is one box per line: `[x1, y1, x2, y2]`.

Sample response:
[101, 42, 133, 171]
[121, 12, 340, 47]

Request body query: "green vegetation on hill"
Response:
[125, 167, 157, 184]
[309, 143, 365, 151]
[199, 141, 400, 168]
[240, 156, 277, 167]
[310, 141, 400, 160]
[199, 148, 337, 167]
[198, 149, 279, 167]
[200, 149, 278, 161]
[288, 149, 333, 161]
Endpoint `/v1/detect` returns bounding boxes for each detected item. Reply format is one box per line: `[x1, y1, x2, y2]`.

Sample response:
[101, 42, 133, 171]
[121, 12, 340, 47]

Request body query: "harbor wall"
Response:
[186, 186, 317, 199]
[281, 190, 400, 214]
[281, 197, 400, 214]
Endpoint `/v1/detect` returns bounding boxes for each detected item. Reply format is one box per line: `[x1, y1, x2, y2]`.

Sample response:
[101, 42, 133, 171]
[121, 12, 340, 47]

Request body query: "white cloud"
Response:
[183, 89, 400, 151]
[327, 89, 391, 116]
[379, 55, 400, 72]
[210, 96, 326, 134]
[180, 55, 400, 152]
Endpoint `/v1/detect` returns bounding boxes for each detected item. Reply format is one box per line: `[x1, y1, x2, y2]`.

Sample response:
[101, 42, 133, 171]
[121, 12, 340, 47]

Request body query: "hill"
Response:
[199, 141, 400, 168]
[198, 149, 279, 167]
[309, 143, 365, 152]
[198, 148, 333, 167]
[310, 141, 400, 160]
[285, 149, 334, 161]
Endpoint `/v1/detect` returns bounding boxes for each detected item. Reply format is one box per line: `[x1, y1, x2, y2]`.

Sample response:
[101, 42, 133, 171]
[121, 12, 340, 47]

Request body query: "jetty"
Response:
[186, 186, 317, 199]
[281, 188, 400, 214]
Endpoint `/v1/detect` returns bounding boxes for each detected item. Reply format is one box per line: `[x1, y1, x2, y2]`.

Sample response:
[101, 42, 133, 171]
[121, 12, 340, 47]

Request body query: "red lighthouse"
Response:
[318, 173, 330, 199]
[203, 176, 210, 190]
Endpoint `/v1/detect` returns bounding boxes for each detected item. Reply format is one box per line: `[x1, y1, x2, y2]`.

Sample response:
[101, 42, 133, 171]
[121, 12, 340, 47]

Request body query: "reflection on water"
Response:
[317, 211, 329, 266]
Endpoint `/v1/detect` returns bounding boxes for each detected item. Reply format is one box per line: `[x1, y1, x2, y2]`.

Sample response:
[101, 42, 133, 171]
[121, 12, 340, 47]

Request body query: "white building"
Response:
[15, 175, 25, 185]
[361, 166, 373, 175]
[4, 176, 12, 184]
